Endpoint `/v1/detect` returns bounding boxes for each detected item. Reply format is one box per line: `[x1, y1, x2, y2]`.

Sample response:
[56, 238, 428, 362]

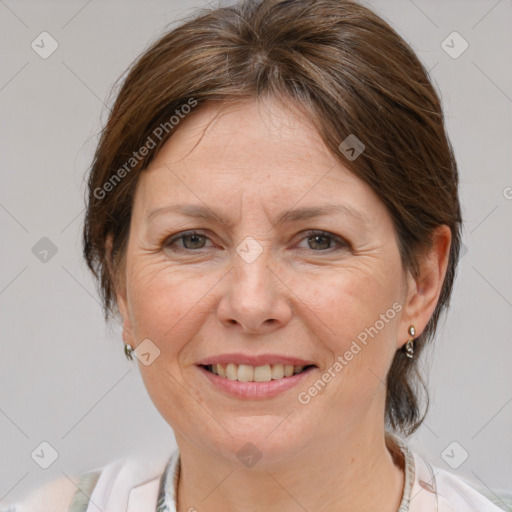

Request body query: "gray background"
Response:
[1, 0, 511, 506]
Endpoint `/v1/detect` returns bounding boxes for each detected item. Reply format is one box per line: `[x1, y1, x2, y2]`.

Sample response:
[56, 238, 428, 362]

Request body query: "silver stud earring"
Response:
[124, 343, 134, 361]
[405, 325, 416, 359]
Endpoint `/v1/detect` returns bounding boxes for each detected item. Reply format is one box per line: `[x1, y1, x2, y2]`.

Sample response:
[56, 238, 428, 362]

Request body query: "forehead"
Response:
[133, 98, 386, 223]
[149, 98, 333, 172]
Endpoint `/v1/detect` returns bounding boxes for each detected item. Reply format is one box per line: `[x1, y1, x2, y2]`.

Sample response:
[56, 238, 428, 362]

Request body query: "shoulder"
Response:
[410, 451, 508, 512]
[0, 456, 133, 512]
[0, 472, 91, 512]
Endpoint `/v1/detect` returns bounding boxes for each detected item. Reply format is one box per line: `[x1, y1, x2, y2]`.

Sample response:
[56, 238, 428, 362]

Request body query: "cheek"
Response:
[287, 266, 404, 435]
[125, 246, 405, 362]
[297, 259, 403, 343]
[124, 260, 220, 430]
[125, 257, 219, 354]
[290, 258, 404, 395]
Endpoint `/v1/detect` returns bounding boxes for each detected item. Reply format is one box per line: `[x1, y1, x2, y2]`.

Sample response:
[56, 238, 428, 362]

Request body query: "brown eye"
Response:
[297, 230, 349, 252]
[181, 233, 207, 249]
[307, 233, 332, 250]
[165, 231, 211, 251]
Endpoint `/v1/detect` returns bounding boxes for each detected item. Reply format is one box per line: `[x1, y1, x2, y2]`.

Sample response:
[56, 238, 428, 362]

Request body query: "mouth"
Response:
[197, 359, 318, 400]
[201, 363, 316, 382]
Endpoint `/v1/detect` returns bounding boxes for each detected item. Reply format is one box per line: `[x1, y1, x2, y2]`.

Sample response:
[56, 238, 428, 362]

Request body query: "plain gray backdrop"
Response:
[1, 0, 511, 506]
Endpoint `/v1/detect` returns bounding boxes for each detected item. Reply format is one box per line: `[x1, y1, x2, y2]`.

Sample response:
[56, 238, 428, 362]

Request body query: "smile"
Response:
[197, 362, 317, 399]
[203, 363, 314, 382]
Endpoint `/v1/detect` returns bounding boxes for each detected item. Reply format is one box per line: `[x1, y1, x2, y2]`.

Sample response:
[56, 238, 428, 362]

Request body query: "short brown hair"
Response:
[83, 0, 462, 436]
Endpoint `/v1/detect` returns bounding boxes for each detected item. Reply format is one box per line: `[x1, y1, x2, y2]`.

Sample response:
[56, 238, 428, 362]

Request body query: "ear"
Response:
[106, 234, 135, 347]
[399, 225, 452, 347]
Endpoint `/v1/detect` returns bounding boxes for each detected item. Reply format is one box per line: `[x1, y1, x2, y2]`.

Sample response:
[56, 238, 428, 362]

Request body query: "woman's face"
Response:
[117, 98, 415, 465]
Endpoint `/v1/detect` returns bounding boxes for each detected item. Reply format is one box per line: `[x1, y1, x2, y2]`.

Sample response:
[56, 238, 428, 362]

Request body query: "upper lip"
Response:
[197, 353, 316, 367]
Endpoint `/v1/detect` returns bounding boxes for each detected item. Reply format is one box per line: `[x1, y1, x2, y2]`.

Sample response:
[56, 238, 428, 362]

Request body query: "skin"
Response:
[114, 98, 451, 512]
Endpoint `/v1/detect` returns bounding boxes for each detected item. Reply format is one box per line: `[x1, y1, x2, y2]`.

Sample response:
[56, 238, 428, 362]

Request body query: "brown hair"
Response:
[83, 0, 462, 436]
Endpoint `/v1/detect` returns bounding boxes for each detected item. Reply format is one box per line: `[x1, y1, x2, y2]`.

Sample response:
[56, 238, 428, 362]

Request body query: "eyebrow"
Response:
[146, 203, 368, 229]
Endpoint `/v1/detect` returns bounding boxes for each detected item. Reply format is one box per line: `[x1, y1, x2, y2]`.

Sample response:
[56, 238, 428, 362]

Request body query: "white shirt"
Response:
[2, 432, 506, 511]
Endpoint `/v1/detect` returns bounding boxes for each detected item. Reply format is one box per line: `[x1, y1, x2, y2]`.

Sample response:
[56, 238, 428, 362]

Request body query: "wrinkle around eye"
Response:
[166, 231, 213, 251]
[158, 230, 354, 257]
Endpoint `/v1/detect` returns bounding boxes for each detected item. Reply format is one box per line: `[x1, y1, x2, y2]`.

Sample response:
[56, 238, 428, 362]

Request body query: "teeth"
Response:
[209, 363, 309, 382]
[237, 364, 254, 382]
[254, 365, 272, 382]
[226, 363, 238, 380]
[271, 364, 284, 379]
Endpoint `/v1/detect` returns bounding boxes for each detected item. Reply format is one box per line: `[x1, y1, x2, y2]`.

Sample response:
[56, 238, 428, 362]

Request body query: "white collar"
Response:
[147, 432, 415, 511]
[115, 432, 502, 512]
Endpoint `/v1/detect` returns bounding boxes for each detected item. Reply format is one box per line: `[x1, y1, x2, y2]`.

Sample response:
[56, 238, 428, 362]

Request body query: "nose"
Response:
[217, 247, 292, 334]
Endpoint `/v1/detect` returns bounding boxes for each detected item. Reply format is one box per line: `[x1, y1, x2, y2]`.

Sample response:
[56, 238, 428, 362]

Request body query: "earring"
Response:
[405, 325, 415, 359]
[124, 343, 134, 361]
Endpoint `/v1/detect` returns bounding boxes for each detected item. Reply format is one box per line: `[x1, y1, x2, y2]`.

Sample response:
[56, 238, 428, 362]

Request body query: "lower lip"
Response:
[198, 365, 316, 399]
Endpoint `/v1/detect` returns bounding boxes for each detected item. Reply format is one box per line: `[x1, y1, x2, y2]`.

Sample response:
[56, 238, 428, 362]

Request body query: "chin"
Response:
[209, 416, 314, 468]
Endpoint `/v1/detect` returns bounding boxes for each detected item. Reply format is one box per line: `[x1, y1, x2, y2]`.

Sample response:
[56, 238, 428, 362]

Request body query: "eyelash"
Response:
[163, 230, 349, 253]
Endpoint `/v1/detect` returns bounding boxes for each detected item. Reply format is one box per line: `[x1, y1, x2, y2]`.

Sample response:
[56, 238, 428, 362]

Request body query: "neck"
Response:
[174, 427, 405, 512]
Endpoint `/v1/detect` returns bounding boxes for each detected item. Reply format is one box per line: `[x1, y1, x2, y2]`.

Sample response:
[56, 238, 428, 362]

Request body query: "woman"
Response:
[3, 0, 505, 510]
